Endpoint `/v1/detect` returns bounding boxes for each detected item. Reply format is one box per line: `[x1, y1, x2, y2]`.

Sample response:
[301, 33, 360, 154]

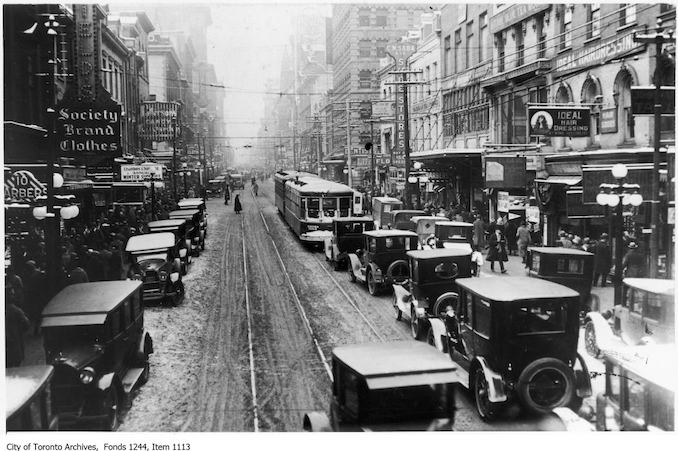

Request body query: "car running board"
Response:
[122, 367, 145, 393]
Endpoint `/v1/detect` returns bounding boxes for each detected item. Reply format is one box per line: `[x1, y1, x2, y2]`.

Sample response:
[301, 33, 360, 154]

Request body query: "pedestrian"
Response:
[572, 236, 583, 250]
[505, 219, 518, 256]
[234, 194, 242, 215]
[516, 221, 532, 264]
[68, 257, 90, 285]
[470, 245, 484, 277]
[224, 185, 231, 205]
[252, 181, 259, 196]
[5, 288, 31, 367]
[472, 215, 486, 250]
[593, 233, 612, 287]
[622, 241, 645, 277]
[562, 233, 574, 248]
[487, 228, 508, 273]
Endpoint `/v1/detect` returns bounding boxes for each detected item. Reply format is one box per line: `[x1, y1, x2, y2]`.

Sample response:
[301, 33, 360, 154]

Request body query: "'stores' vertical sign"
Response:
[386, 42, 416, 167]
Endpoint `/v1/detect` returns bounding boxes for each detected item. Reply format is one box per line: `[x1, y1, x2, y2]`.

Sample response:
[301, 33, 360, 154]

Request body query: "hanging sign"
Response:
[138, 102, 181, 141]
[387, 42, 417, 168]
[528, 107, 590, 137]
[4, 170, 47, 203]
[631, 86, 676, 115]
[497, 191, 510, 213]
[57, 99, 122, 155]
[120, 164, 164, 182]
[526, 206, 540, 224]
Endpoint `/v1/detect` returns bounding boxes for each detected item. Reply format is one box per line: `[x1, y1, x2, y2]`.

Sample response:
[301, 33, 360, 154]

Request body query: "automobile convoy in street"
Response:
[7, 172, 674, 432]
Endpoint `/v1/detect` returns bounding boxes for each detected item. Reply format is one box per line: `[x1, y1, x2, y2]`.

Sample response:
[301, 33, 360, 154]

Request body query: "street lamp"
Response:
[408, 161, 423, 210]
[181, 162, 189, 198]
[343, 167, 349, 185]
[596, 163, 643, 307]
[143, 177, 164, 221]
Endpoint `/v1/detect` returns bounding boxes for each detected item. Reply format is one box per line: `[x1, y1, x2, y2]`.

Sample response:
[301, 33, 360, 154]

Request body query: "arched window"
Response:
[581, 75, 602, 136]
[613, 67, 636, 141]
[555, 83, 572, 104]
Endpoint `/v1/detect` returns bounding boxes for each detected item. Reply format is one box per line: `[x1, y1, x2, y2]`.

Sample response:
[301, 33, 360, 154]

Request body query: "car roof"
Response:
[435, 221, 473, 227]
[169, 209, 199, 217]
[602, 344, 677, 392]
[407, 248, 472, 260]
[6, 365, 54, 420]
[364, 229, 418, 238]
[455, 276, 580, 301]
[125, 232, 175, 252]
[373, 197, 402, 204]
[393, 209, 425, 215]
[334, 217, 373, 223]
[624, 278, 675, 296]
[411, 215, 443, 222]
[148, 219, 186, 229]
[42, 281, 142, 321]
[333, 341, 458, 389]
[529, 246, 594, 256]
[178, 198, 204, 207]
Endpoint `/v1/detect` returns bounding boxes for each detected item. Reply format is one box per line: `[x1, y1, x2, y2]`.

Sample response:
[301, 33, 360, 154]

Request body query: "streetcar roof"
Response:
[125, 232, 175, 252]
[623, 278, 675, 296]
[6, 365, 54, 420]
[287, 177, 353, 194]
[333, 341, 457, 389]
[364, 229, 417, 238]
[407, 248, 472, 260]
[529, 246, 594, 256]
[455, 276, 580, 301]
[42, 281, 142, 320]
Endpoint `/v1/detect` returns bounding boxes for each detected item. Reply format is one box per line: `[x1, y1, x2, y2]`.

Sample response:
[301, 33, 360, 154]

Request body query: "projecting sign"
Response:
[4, 170, 47, 203]
[57, 99, 122, 156]
[631, 86, 676, 115]
[526, 206, 540, 224]
[120, 164, 164, 182]
[139, 102, 181, 141]
[372, 101, 395, 118]
[528, 107, 590, 137]
[497, 191, 510, 213]
[387, 42, 417, 168]
[600, 108, 618, 134]
[485, 156, 526, 188]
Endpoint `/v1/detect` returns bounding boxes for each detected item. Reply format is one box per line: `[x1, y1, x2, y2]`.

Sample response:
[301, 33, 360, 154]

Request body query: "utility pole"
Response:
[346, 97, 352, 186]
[634, 19, 675, 277]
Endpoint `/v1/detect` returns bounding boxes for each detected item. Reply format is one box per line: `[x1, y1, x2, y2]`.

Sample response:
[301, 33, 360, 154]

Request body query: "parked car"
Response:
[147, 219, 192, 274]
[40, 281, 153, 430]
[302, 341, 458, 431]
[347, 230, 418, 296]
[177, 197, 207, 236]
[428, 276, 592, 420]
[125, 232, 185, 306]
[324, 217, 375, 270]
[393, 248, 472, 340]
[410, 215, 443, 248]
[433, 221, 474, 252]
[168, 209, 204, 255]
[6, 365, 59, 431]
[230, 173, 245, 190]
[387, 209, 425, 231]
[526, 247, 595, 313]
[584, 278, 675, 357]
[595, 344, 675, 431]
[371, 196, 402, 229]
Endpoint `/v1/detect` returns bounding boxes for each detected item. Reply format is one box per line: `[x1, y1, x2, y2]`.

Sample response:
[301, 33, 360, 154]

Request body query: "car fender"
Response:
[302, 412, 332, 432]
[367, 262, 383, 282]
[474, 357, 507, 403]
[574, 352, 592, 398]
[546, 408, 595, 431]
[392, 284, 412, 315]
[584, 312, 615, 352]
[170, 272, 180, 283]
[173, 258, 181, 273]
[347, 253, 362, 277]
[427, 317, 447, 352]
[179, 248, 188, 258]
[96, 373, 117, 392]
[137, 330, 154, 356]
[323, 239, 332, 260]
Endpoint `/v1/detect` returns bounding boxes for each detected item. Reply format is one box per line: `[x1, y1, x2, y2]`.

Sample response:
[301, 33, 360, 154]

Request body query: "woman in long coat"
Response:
[487, 228, 508, 273]
[234, 194, 242, 214]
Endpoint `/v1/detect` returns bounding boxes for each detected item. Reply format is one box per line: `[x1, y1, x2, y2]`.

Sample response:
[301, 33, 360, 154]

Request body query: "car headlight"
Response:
[130, 272, 143, 280]
[79, 367, 95, 385]
[159, 270, 168, 281]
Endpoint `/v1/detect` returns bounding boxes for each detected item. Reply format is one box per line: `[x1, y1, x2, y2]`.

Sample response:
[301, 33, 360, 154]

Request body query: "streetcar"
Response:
[274, 170, 356, 244]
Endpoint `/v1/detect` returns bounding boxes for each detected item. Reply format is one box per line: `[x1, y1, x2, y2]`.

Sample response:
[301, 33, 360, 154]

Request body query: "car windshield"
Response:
[512, 300, 568, 335]
[43, 325, 104, 347]
[365, 383, 453, 422]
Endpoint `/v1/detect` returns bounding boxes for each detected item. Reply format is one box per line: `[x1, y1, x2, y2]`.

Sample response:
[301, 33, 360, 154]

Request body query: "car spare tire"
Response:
[432, 293, 458, 317]
[517, 357, 575, 414]
[386, 260, 408, 282]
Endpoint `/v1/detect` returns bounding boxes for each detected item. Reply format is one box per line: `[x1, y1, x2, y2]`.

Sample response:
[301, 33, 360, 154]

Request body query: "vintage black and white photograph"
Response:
[3, 0, 676, 439]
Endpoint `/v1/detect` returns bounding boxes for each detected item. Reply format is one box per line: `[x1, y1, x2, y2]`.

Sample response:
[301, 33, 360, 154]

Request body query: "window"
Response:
[444, 36, 452, 76]
[431, 62, 438, 92]
[606, 362, 621, 403]
[532, 254, 541, 272]
[359, 40, 371, 58]
[109, 309, 121, 337]
[515, 24, 524, 67]
[434, 261, 459, 280]
[376, 10, 387, 27]
[454, 29, 462, 72]
[339, 197, 351, 217]
[645, 293, 664, 321]
[537, 15, 547, 58]
[588, 4, 601, 39]
[342, 368, 360, 415]
[513, 301, 568, 335]
[376, 40, 387, 57]
[626, 375, 646, 420]
[474, 297, 491, 337]
[479, 12, 487, 62]
[122, 299, 131, 327]
[466, 21, 474, 68]
[556, 258, 584, 274]
[561, 5, 573, 49]
[369, 238, 377, 253]
[620, 4, 636, 26]
[306, 198, 319, 218]
[358, 9, 370, 26]
[465, 293, 473, 325]
[322, 198, 337, 218]
[359, 69, 372, 88]
[497, 32, 505, 72]
[425, 66, 431, 95]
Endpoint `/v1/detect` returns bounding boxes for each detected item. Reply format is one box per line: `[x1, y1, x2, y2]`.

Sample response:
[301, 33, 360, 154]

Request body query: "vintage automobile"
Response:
[595, 344, 675, 431]
[6, 365, 59, 431]
[177, 197, 207, 236]
[526, 247, 595, 313]
[147, 219, 192, 274]
[410, 215, 444, 248]
[386, 209, 425, 231]
[432, 221, 474, 251]
[125, 232, 185, 306]
[324, 217, 375, 270]
[302, 340, 458, 431]
[427, 277, 592, 420]
[347, 229, 418, 296]
[584, 278, 675, 358]
[230, 173, 245, 190]
[393, 248, 472, 340]
[371, 196, 402, 229]
[168, 209, 205, 255]
[40, 281, 153, 430]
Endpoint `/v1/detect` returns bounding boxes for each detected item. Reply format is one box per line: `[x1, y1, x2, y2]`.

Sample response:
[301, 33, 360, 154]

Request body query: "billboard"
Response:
[139, 102, 181, 141]
[528, 107, 590, 137]
[485, 156, 526, 188]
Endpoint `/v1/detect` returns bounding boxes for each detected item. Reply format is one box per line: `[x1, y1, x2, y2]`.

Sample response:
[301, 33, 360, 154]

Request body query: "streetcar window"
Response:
[323, 198, 337, 218]
[339, 198, 351, 217]
[306, 198, 320, 218]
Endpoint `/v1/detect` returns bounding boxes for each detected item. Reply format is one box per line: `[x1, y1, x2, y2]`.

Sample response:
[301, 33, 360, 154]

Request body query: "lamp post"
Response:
[181, 162, 189, 198]
[596, 163, 643, 306]
[171, 116, 178, 201]
[143, 177, 164, 221]
[343, 167, 349, 185]
[408, 161, 423, 210]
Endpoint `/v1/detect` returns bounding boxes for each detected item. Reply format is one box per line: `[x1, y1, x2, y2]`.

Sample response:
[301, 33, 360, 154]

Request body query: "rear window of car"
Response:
[365, 383, 453, 422]
[556, 258, 584, 274]
[512, 300, 568, 335]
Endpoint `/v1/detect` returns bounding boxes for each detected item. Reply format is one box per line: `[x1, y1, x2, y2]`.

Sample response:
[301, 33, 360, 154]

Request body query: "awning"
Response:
[534, 176, 582, 186]
[410, 148, 484, 161]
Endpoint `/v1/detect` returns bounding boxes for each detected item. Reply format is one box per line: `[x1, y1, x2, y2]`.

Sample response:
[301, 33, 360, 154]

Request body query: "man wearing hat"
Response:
[622, 241, 645, 278]
[593, 233, 612, 287]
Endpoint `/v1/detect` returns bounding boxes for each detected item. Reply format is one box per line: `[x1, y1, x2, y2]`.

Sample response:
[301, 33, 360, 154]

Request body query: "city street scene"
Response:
[3, 1, 676, 439]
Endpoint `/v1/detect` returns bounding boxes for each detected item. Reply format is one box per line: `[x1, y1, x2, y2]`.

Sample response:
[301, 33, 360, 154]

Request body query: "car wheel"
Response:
[367, 271, 378, 296]
[171, 281, 185, 307]
[410, 307, 422, 340]
[474, 368, 496, 421]
[102, 386, 120, 431]
[348, 266, 357, 283]
[426, 327, 436, 347]
[517, 358, 575, 414]
[584, 321, 600, 358]
[387, 259, 409, 283]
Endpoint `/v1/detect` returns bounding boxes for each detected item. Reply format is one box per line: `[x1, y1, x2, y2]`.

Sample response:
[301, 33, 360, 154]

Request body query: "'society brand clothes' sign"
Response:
[57, 100, 122, 154]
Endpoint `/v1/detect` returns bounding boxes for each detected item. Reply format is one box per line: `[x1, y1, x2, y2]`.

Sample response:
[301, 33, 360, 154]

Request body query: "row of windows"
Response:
[358, 39, 389, 58]
[443, 11, 488, 77]
[102, 53, 125, 102]
[443, 105, 489, 137]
